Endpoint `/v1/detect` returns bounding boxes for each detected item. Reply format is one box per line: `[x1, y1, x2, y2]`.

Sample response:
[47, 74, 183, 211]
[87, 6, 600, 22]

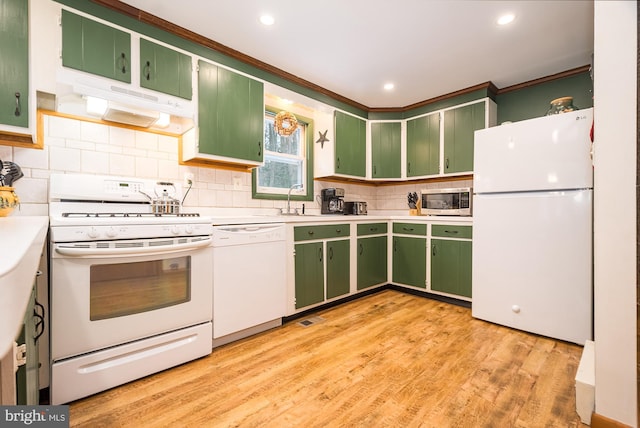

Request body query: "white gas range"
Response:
[48, 173, 213, 405]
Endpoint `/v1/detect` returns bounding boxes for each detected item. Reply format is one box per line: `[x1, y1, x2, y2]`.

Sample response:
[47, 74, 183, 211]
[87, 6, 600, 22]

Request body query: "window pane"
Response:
[264, 116, 301, 156]
[258, 157, 303, 190]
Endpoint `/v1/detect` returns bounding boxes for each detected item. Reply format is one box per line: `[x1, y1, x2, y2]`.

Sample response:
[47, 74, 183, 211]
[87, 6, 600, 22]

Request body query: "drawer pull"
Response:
[444, 230, 459, 234]
[307, 231, 314, 236]
[369, 227, 378, 232]
[335, 229, 341, 233]
[403, 227, 414, 232]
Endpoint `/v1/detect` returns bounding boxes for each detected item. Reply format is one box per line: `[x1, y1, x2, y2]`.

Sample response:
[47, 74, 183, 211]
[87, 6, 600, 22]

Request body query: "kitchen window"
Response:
[252, 108, 314, 201]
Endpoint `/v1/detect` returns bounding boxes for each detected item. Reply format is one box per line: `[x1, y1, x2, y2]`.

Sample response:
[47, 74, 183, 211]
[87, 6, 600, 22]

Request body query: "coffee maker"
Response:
[320, 188, 345, 214]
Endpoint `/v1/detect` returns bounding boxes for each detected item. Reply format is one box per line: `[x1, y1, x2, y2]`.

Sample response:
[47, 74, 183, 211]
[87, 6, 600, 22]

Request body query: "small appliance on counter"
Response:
[420, 188, 472, 216]
[344, 201, 367, 215]
[320, 188, 345, 214]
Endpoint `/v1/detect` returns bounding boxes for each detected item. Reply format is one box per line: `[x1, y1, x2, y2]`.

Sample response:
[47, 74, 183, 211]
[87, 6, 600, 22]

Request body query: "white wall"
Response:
[593, 1, 638, 426]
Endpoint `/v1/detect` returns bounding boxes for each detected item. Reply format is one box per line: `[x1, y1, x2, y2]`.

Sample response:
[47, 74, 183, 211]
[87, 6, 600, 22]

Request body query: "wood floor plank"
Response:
[67, 290, 587, 427]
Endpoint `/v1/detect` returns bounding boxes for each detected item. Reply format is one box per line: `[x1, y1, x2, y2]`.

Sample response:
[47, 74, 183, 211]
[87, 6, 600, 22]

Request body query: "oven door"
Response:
[50, 239, 213, 361]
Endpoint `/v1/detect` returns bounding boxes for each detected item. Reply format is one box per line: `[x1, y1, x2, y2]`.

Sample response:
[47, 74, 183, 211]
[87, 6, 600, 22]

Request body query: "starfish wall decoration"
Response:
[316, 129, 329, 148]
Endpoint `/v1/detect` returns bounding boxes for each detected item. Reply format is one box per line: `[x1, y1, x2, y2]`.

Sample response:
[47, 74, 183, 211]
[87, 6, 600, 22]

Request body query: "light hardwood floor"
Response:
[68, 290, 587, 427]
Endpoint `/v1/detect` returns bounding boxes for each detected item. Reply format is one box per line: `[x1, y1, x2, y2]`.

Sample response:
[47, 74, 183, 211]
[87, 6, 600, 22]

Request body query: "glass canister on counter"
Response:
[546, 96, 578, 115]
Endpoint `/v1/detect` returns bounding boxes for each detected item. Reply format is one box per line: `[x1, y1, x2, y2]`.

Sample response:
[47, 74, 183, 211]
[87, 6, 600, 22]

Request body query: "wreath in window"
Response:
[274, 111, 298, 136]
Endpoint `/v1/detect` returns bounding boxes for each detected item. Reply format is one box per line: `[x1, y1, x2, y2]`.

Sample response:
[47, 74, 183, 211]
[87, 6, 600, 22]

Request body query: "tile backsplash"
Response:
[3, 114, 470, 216]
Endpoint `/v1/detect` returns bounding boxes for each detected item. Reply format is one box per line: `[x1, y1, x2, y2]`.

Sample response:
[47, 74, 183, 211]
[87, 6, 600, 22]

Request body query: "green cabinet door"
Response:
[326, 239, 350, 299]
[0, 0, 28, 127]
[371, 122, 401, 178]
[392, 236, 426, 288]
[406, 112, 440, 177]
[335, 111, 366, 177]
[295, 242, 324, 309]
[443, 102, 485, 174]
[430, 239, 472, 298]
[140, 39, 192, 99]
[62, 10, 131, 83]
[357, 236, 388, 290]
[197, 60, 264, 162]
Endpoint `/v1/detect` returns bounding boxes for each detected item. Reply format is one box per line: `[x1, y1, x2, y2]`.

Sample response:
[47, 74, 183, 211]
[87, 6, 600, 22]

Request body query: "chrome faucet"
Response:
[284, 183, 302, 215]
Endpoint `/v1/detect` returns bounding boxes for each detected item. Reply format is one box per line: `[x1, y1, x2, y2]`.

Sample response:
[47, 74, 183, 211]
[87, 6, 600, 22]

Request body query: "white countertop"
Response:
[209, 213, 473, 225]
[0, 216, 49, 358]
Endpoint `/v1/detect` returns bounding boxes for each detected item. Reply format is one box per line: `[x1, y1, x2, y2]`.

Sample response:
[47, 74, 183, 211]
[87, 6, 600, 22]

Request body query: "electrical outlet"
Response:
[233, 176, 243, 190]
[184, 172, 194, 187]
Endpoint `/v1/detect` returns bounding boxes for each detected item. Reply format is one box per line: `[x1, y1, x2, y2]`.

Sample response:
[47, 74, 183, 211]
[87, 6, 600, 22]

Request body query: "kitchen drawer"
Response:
[431, 224, 472, 239]
[357, 223, 388, 236]
[392, 222, 427, 236]
[294, 224, 350, 241]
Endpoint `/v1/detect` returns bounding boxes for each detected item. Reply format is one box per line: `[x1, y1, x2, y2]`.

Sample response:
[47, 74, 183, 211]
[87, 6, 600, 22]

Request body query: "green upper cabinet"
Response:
[139, 39, 192, 100]
[406, 112, 440, 177]
[61, 10, 131, 83]
[371, 122, 401, 179]
[443, 102, 485, 174]
[334, 111, 366, 177]
[0, 0, 29, 128]
[198, 60, 264, 163]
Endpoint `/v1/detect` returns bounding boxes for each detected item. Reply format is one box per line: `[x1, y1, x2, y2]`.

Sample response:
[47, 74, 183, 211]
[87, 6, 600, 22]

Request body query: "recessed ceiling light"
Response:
[497, 14, 515, 26]
[383, 83, 395, 91]
[260, 14, 275, 26]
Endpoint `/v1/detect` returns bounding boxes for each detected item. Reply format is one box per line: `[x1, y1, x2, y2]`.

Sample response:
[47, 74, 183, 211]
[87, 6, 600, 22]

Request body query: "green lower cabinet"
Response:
[392, 236, 426, 288]
[326, 239, 350, 299]
[295, 242, 324, 308]
[430, 239, 472, 298]
[357, 236, 388, 290]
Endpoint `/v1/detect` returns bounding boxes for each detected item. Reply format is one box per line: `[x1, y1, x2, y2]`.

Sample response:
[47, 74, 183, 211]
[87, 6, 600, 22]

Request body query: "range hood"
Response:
[53, 67, 196, 134]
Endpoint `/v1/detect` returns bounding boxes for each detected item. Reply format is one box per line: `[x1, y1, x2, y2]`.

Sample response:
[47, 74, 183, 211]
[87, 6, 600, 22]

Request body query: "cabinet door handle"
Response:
[373, 165, 377, 176]
[34, 299, 45, 343]
[393, 238, 397, 252]
[329, 246, 333, 260]
[432, 244, 437, 256]
[257, 141, 262, 157]
[14, 92, 21, 117]
[407, 161, 411, 174]
[359, 243, 363, 255]
[337, 157, 340, 169]
[319, 247, 323, 263]
[119, 52, 128, 74]
[445, 157, 449, 170]
[144, 60, 151, 80]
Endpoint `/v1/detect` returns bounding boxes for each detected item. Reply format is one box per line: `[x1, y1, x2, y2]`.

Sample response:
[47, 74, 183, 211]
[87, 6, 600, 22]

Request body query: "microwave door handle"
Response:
[54, 237, 212, 257]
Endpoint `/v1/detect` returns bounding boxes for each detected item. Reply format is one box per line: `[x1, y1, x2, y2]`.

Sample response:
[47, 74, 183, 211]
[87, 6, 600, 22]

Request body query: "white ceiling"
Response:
[119, 0, 594, 109]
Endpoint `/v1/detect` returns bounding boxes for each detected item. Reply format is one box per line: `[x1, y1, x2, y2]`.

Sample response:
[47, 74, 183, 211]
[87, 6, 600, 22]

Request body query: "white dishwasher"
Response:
[212, 223, 286, 346]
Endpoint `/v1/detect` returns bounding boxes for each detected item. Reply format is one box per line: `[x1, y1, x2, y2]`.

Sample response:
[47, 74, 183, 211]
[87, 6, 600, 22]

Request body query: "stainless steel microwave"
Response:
[420, 188, 472, 216]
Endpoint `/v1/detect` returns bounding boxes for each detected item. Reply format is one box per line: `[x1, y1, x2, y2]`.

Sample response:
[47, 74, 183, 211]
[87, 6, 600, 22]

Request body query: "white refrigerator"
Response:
[472, 108, 593, 345]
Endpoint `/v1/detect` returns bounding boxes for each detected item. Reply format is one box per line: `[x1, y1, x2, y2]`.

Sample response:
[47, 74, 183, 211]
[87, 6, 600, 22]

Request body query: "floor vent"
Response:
[297, 316, 325, 328]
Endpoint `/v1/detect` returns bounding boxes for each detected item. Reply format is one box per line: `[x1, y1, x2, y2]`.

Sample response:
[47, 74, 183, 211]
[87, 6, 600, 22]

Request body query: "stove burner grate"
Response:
[62, 212, 201, 218]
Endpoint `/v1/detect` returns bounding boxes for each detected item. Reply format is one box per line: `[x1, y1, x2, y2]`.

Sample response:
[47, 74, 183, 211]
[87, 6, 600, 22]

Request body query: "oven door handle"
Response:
[54, 237, 212, 257]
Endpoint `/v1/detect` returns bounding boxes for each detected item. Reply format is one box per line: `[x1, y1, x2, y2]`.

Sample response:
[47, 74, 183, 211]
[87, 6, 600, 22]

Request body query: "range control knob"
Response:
[184, 225, 194, 234]
[171, 225, 181, 235]
[87, 227, 99, 239]
[106, 227, 118, 238]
